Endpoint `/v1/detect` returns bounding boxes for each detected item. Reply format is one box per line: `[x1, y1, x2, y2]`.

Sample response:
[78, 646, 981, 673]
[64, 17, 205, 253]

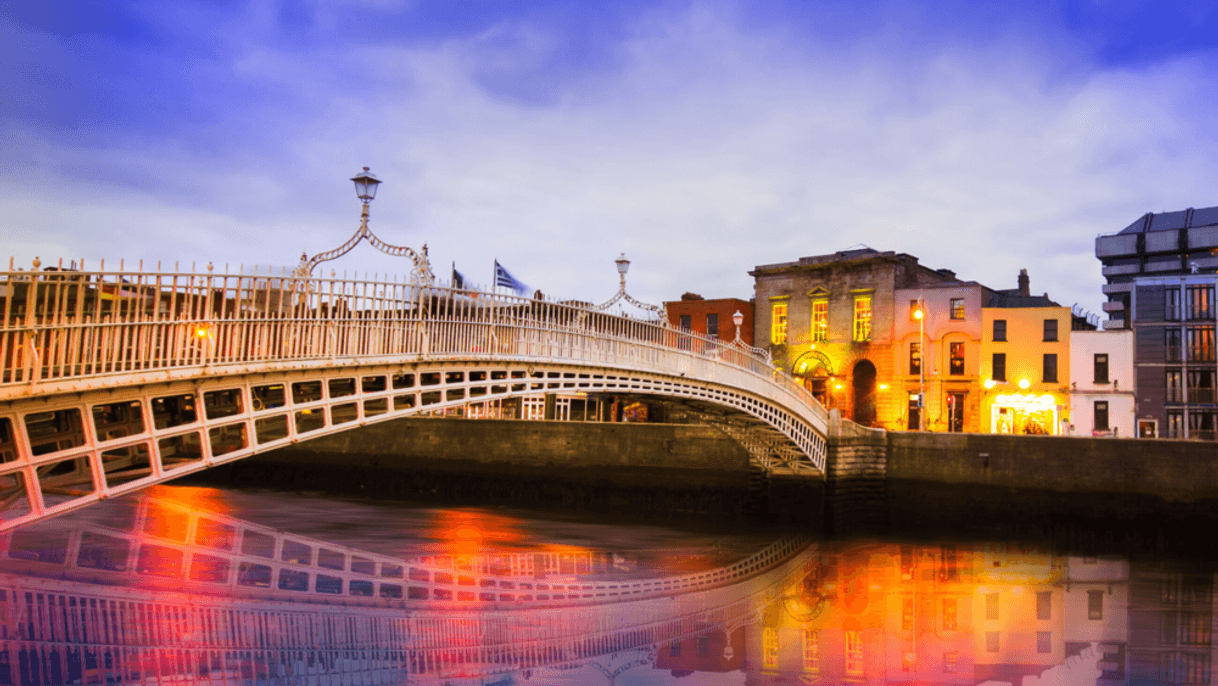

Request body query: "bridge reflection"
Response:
[0, 489, 1205, 685]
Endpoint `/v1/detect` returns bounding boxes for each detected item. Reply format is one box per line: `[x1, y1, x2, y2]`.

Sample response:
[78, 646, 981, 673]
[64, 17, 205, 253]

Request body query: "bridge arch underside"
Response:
[0, 360, 826, 530]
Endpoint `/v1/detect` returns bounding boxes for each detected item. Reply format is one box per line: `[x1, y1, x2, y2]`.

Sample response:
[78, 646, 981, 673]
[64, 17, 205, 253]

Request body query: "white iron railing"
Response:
[0, 264, 821, 422]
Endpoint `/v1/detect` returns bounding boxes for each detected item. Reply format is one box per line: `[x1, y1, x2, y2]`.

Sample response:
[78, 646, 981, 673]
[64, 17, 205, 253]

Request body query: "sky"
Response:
[3, 0, 1218, 316]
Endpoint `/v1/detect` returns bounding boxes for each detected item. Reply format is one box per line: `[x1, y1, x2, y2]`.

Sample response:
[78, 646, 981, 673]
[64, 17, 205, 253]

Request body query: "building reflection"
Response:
[0, 491, 1213, 685]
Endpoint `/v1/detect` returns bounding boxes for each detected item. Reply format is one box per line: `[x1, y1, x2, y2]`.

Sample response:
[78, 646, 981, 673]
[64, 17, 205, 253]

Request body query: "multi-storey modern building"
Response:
[749, 248, 968, 428]
[1096, 205, 1218, 439]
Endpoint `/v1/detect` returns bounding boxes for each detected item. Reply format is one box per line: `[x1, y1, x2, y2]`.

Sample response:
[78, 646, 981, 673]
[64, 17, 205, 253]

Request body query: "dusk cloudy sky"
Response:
[3, 0, 1218, 315]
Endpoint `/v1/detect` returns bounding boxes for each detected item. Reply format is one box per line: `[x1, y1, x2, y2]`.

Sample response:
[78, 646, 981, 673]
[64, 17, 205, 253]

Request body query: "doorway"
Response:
[947, 392, 965, 432]
[852, 360, 877, 427]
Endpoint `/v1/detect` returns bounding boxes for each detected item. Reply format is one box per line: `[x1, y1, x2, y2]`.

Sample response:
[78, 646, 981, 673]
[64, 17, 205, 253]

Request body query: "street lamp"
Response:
[914, 299, 926, 431]
[351, 166, 381, 203]
[292, 167, 434, 285]
[591, 253, 666, 321]
[732, 310, 744, 342]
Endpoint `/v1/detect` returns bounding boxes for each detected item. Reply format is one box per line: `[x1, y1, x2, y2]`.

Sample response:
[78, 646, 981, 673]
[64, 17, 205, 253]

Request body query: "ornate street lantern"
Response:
[351, 167, 381, 203]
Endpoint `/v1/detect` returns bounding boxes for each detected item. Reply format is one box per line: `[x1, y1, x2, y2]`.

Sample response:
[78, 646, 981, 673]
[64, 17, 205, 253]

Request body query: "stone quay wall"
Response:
[197, 417, 765, 522]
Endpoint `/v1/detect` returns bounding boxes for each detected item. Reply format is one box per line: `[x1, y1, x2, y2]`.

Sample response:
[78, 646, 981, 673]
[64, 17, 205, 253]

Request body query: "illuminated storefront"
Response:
[989, 392, 1064, 435]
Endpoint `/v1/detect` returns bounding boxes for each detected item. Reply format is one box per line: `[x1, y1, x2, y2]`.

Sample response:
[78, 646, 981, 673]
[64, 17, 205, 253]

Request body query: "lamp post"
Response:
[293, 167, 435, 284]
[591, 253, 666, 321]
[914, 298, 926, 431]
[732, 310, 744, 343]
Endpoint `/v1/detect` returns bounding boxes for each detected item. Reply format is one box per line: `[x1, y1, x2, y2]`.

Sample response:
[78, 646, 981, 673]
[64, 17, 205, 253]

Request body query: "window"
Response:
[1167, 328, 1183, 362]
[1187, 284, 1214, 320]
[803, 629, 819, 672]
[1094, 354, 1109, 384]
[943, 652, 958, 673]
[986, 631, 1000, 653]
[853, 296, 872, 342]
[1166, 287, 1182, 321]
[909, 342, 921, 375]
[1037, 631, 1052, 654]
[1188, 411, 1217, 441]
[812, 300, 828, 342]
[993, 353, 1007, 382]
[1160, 651, 1211, 685]
[1168, 369, 1184, 402]
[1187, 326, 1215, 361]
[986, 592, 999, 620]
[993, 319, 1007, 341]
[697, 634, 709, 657]
[951, 298, 965, 320]
[1043, 354, 1058, 383]
[1188, 370, 1216, 404]
[771, 303, 788, 345]
[762, 628, 778, 670]
[845, 630, 864, 675]
[1088, 590, 1104, 620]
[1167, 410, 1185, 438]
[1037, 591, 1051, 620]
[949, 342, 965, 375]
[943, 598, 958, 630]
[910, 299, 922, 321]
[679, 314, 691, 330]
[1044, 318, 1058, 342]
[1094, 401, 1110, 431]
[706, 313, 718, 338]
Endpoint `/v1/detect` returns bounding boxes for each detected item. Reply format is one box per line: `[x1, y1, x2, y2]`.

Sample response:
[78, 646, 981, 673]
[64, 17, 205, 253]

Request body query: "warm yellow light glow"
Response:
[993, 393, 1056, 409]
[193, 325, 214, 340]
[984, 379, 996, 389]
[1018, 379, 1030, 389]
[913, 309, 923, 320]
[879, 383, 889, 391]
[834, 383, 843, 390]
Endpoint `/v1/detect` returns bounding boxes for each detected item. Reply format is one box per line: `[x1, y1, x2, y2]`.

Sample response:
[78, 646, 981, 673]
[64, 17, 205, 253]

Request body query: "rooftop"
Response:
[1116, 205, 1218, 235]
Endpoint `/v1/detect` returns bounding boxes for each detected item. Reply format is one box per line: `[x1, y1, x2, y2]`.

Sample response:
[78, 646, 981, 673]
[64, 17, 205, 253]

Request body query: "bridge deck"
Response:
[0, 267, 829, 530]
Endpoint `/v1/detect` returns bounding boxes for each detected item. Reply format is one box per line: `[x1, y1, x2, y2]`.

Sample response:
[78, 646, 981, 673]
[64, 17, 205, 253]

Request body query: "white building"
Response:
[1069, 330, 1136, 437]
[1063, 556, 1129, 685]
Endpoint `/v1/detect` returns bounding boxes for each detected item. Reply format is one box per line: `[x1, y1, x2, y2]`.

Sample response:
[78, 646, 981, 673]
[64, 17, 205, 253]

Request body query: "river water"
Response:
[3, 484, 1214, 686]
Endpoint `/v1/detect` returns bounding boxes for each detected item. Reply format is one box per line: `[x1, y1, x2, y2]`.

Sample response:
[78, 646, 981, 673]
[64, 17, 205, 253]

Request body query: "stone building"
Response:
[749, 248, 969, 428]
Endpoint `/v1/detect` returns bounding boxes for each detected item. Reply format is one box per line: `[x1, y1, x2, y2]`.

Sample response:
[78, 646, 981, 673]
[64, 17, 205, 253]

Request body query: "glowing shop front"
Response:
[990, 393, 1064, 435]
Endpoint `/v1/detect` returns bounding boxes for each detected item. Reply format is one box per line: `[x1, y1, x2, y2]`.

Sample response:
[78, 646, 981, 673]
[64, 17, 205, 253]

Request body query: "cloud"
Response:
[3, 0, 1217, 314]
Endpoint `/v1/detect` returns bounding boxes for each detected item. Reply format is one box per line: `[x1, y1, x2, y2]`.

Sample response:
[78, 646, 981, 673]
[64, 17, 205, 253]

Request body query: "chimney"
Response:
[1018, 269, 1030, 297]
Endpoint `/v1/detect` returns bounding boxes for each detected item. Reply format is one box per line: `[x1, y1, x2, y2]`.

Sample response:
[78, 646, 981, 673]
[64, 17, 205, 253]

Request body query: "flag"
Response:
[493, 260, 528, 295]
[451, 263, 466, 290]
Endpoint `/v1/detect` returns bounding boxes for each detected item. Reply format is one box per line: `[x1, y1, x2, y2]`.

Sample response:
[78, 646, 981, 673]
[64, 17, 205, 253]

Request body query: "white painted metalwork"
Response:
[2, 493, 809, 610]
[0, 263, 829, 530]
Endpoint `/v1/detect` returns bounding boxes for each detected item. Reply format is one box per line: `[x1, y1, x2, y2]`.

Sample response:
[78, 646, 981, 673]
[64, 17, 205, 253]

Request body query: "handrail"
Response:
[0, 266, 826, 425]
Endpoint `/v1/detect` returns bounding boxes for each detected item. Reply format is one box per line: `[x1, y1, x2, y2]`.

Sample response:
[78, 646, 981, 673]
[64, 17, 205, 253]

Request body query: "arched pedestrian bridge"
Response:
[0, 265, 828, 530]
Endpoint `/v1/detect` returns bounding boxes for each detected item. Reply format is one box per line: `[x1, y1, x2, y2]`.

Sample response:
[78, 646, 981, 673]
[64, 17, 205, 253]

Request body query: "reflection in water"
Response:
[0, 488, 1213, 685]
